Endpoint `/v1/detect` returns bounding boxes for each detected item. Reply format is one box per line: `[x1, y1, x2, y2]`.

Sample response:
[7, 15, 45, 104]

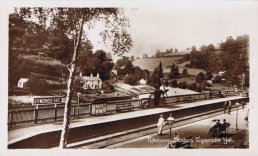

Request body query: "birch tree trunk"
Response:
[59, 18, 84, 149]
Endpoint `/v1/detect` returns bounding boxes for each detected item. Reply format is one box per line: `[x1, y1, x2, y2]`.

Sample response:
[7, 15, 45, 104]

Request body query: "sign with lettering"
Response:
[34, 97, 62, 105]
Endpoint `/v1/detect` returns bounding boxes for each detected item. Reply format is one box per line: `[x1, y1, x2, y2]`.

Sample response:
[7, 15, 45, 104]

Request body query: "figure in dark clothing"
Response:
[224, 101, 228, 114]
[228, 101, 232, 114]
[241, 101, 245, 110]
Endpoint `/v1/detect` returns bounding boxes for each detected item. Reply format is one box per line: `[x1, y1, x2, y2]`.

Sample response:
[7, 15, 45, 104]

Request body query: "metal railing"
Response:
[8, 90, 244, 128]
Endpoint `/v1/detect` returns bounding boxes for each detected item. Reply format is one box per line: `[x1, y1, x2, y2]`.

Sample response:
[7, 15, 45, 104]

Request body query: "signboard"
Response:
[91, 103, 107, 115]
[34, 97, 62, 105]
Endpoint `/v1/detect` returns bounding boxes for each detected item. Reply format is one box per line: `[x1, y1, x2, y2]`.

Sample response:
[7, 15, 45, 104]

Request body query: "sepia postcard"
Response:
[1, 0, 258, 156]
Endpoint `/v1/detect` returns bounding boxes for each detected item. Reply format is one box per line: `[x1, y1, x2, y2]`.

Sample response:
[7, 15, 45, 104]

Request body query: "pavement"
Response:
[8, 96, 247, 147]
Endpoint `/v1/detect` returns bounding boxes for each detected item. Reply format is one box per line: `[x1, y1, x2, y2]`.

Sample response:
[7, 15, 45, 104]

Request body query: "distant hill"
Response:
[132, 56, 182, 73]
[132, 56, 206, 75]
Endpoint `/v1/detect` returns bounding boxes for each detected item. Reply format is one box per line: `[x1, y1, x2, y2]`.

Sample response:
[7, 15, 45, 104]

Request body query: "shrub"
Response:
[213, 75, 222, 83]
[178, 81, 187, 89]
[170, 80, 178, 88]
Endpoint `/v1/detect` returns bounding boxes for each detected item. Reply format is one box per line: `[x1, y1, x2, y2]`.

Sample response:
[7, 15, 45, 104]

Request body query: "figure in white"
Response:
[157, 114, 165, 135]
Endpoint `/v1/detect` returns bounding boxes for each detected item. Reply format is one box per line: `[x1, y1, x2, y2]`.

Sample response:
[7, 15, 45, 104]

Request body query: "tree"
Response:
[174, 48, 178, 53]
[142, 54, 148, 58]
[159, 61, 164, 79]
[17, 7, 132, 148]
[205, 71, 213, 80]
[178, 81, 187, 89]
[115, 57, 130, 69]
[191, 45, 197, 53]
[170, 80, 178, 88]
[182, 68, 188, 76]
[151, 67, 161, 89]
[169, 63, 179, 79]
[124, 61, 134, 75]
[196, 72, 205, 84]
[213, 75, 222, 83]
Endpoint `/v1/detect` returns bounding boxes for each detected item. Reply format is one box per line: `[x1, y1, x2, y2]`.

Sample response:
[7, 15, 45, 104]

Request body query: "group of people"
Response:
[224, 100, 246, 114]
[157, 113, 174, 135]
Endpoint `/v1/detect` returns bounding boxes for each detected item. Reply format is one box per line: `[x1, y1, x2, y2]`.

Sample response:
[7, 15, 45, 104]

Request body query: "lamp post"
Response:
[235, 101, 240, 131]
[77, 92, 81, 118]
[167, 113, 175, 139]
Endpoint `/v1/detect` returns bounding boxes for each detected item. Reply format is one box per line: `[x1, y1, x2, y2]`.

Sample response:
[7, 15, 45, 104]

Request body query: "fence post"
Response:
[34, 105, 38, 124]
[54, 104, 57, 121]
[73, 105, 76, 117]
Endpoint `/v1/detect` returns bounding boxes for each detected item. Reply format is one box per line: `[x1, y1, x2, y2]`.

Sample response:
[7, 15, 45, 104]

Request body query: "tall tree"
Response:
[169, 63, 179, 79]
[159, 61, 164, 78]
[17, 7, 132, 148]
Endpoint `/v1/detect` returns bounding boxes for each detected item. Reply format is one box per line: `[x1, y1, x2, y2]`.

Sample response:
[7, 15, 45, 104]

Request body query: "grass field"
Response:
[132, 57, 182, 73]
[133, 57, 206, 75]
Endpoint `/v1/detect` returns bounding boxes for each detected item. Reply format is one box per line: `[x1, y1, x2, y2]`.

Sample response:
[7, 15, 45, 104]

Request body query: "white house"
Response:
[80, 73, 102, 90]
[139, 78, 147, 85]
[218, 71, 226, 76]
[17, 78, 29, 88]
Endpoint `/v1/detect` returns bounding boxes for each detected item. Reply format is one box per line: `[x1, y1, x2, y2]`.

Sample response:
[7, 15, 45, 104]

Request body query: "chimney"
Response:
[97, 73, 99, 78]
[90, 73, 93, 77]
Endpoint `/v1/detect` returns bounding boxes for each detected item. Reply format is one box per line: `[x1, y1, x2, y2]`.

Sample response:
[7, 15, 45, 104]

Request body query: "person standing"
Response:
[223, 119, 230, 137]
[241, 101, 245, 110]
[228, 100, 232, 114]
[167, 113, 175, 138]
[224, 101, 228, 114]
[157, 114, 165, 135]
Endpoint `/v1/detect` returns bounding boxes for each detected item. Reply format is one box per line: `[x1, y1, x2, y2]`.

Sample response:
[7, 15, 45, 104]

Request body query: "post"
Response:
[54, 104, 57, 121]
[34, 105, 38, 124]
[77, 92, 81, 118]
[236, 106, 239, 131]
[235, 102, 240, 131]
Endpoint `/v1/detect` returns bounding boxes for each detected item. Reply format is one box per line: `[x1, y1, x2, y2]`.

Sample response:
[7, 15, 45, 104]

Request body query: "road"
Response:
[104, 106, 249, 149]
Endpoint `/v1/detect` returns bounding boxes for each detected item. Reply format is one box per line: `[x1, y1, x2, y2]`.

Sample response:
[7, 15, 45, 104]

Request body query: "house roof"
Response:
[19, 78, 29, 83]
[81, 76, 101, 81]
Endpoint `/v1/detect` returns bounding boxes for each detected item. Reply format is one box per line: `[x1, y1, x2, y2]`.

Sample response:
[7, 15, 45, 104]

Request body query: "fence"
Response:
[8, 89, 242, 128]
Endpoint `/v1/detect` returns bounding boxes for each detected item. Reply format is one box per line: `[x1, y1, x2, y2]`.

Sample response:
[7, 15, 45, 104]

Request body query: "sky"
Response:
[87, 2, 258, 60]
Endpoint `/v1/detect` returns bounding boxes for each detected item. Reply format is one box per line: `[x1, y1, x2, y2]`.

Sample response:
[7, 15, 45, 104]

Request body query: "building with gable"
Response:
[80, 73, 102, 90]
[17, 78, 29, 88]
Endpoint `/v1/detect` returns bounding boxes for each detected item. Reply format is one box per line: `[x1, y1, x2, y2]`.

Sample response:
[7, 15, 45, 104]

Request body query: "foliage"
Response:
[196, 72, 205, 84]
[150, 67, 161, 89]
[178, 81, 187, 89]
[213, 75, 222, 83]
[169, 63, 179, 79]
[182, 35, 249, 88]
[205, 71, 213, 80]
[14, 7, 133, 148]
[170, 80, 178, 88]
[78, 49, 114, 80]
[182, 68, 188, 76]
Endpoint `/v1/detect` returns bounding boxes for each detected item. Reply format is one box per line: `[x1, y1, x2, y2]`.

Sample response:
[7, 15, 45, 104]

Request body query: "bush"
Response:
[213, 75, 222, 83]
[188, 83, 197, 91]
[178, 81, 187, 89]
[124, 74, 138, 85]
[28, 77, 50, 95]
[170, 80, 178, 88]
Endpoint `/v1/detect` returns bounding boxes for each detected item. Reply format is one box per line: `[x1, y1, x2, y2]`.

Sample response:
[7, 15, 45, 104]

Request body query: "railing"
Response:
[8, 90, 244, 128]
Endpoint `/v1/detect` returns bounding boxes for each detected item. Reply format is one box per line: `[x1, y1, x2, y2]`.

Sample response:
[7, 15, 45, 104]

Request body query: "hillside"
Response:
[9, 53, 67, 96]
[132, 56, 206, 75]
[132, 56, 182, 73]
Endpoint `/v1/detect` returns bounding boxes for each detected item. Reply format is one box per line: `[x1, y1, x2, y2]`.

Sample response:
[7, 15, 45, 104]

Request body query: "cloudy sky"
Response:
[87, 2, 258, 59]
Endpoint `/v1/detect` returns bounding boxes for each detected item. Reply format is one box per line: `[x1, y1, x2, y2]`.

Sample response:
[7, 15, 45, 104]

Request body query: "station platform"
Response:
[8, 96, 248, 148]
